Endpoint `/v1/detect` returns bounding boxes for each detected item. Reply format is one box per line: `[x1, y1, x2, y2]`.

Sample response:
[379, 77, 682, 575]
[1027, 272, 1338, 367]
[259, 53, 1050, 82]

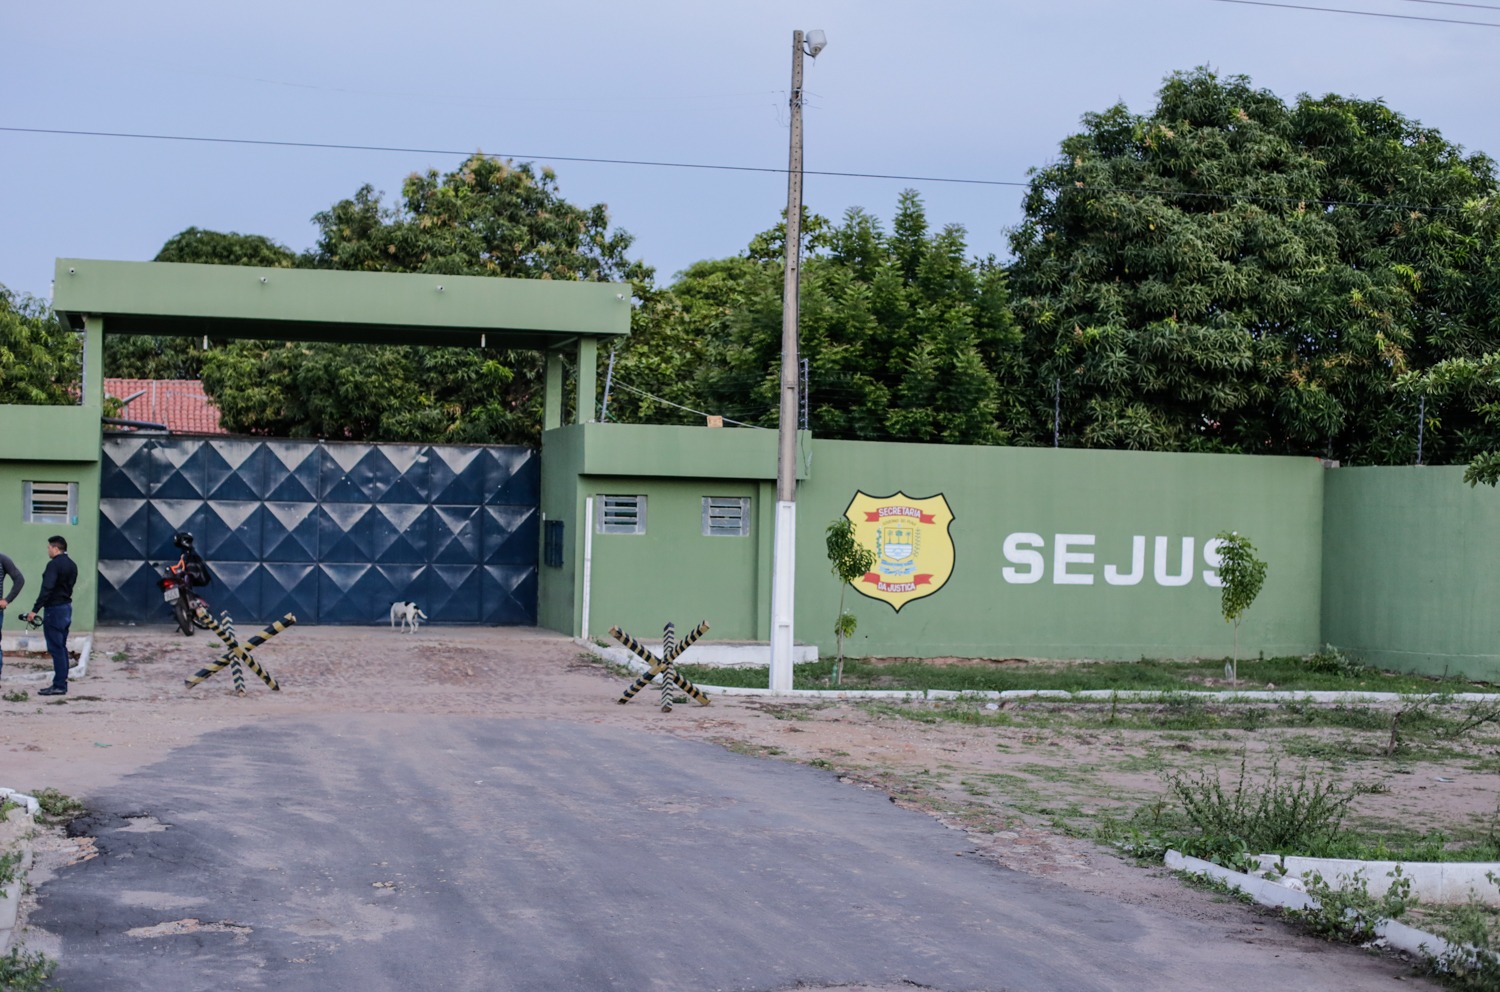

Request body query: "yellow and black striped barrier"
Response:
[610, 620, 711, 709]
[185, 610, 295, 692]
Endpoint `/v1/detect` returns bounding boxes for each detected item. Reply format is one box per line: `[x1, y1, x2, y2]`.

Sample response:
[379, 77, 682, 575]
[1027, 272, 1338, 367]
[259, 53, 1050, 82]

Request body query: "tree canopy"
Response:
[0, 286, 80, 405]
[1008, 67, 1500, 462]
[86, 70, 1500, 483]
[605, 193, 1025, 444]
[180, 155, 651, 444]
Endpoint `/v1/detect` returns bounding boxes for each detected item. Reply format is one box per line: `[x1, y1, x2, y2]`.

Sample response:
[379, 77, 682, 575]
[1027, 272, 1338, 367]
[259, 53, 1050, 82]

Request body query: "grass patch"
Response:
[0, 849, 19, 887]
[30, 788, 84, 823]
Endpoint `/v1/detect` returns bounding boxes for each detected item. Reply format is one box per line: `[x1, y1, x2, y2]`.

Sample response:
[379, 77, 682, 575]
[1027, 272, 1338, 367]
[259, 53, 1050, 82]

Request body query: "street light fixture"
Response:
[769, 29, 826, 694]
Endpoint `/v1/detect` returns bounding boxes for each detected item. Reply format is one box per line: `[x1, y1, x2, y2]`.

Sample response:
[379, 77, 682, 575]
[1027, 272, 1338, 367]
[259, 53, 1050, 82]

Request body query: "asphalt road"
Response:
[31, 714, 1408, 992]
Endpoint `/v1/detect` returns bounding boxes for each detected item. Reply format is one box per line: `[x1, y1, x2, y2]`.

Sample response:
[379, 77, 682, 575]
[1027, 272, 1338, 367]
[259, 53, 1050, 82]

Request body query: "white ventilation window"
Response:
[597, 494, 647, 535]
[24, 481, 78, 525]
[702, 497, 750, 537]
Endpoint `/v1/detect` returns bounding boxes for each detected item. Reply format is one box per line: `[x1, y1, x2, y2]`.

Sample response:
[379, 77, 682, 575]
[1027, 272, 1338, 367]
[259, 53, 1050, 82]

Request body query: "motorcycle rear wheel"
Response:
[174, 594, 195, 636]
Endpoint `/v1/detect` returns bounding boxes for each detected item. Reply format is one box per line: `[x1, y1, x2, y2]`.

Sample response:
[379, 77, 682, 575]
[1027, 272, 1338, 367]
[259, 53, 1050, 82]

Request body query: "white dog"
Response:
[389, 601, 428, 633]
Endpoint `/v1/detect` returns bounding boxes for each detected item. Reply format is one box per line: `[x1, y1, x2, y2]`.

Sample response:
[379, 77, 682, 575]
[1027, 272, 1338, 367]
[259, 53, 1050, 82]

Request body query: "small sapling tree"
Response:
[1217, 530, 1267, 687]
[825, 518, 876, 686]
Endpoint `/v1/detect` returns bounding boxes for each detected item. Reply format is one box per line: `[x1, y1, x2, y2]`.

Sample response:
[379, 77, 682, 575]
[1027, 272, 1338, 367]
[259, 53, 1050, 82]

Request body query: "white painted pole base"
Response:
[769, 500, 797, 694]
[580, 496, 595, 639]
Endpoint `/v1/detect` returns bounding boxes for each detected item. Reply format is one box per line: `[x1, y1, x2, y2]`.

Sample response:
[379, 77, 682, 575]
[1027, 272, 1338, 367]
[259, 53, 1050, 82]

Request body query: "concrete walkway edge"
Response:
[0, 788, 39, 954]
[1165, 850, 1477, 967]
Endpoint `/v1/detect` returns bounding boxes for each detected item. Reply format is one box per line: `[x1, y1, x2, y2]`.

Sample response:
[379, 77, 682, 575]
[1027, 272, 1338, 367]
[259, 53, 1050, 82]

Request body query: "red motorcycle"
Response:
[158, 531, 213, 636]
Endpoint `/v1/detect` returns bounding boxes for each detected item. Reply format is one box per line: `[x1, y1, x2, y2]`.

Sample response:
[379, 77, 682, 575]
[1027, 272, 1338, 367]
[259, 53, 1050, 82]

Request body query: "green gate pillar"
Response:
[544, 350, 565, 430]
[576, 337, 598, 424]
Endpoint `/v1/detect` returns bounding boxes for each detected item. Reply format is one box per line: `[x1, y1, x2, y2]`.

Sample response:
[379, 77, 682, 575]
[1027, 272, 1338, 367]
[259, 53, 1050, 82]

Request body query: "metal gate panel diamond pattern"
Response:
[99, 437, 538, 625]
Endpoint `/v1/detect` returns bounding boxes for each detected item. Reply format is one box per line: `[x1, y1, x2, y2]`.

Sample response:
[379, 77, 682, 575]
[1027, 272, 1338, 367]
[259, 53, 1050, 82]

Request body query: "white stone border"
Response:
[576, 639, 1500, 704]
[0, 789, 39, 953]
[0, 633, 92, 682]
[1165, 850, 1485, 967]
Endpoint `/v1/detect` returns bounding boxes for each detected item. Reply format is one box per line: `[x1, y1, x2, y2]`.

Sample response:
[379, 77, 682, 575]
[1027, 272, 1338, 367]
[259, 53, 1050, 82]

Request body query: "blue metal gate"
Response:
[98, 437, 539, 625]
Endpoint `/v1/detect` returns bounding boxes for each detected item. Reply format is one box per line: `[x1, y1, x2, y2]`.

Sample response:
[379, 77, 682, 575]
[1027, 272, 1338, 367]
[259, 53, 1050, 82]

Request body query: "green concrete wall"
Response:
[0, 319, 103, 628]
[538, 427, 586, 635]
[1322, 466, 1500, 679]
[798, 441, 1323, 660]
[542, 425, 1327, 660]
[0, 459, 101, 629]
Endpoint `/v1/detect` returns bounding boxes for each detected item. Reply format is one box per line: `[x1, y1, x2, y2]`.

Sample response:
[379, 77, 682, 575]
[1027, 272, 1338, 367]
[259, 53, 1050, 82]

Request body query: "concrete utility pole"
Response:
[769, 28, 825, 694]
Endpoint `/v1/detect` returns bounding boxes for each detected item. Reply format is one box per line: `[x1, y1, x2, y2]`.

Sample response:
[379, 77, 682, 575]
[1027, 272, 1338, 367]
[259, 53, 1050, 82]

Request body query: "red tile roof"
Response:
[105, 379, 226, 435]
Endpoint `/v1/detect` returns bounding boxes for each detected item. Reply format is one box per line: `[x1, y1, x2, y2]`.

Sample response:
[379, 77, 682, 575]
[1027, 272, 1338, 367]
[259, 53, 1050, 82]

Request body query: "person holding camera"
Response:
[23, 535, 77, 696]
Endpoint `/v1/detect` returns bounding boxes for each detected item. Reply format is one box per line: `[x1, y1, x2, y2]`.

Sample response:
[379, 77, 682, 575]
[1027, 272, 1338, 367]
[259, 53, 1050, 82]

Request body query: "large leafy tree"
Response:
[614, 193, 1024, 443]
[1008, 67, 1499, 462]
[0, 286, 81, 404]
[197, 154, 651, 443]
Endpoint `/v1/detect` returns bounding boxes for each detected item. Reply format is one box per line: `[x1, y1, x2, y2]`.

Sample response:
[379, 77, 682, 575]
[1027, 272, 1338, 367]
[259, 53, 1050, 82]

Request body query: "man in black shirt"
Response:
[23, 536, 77, 696]
[0, 551, 23, 682]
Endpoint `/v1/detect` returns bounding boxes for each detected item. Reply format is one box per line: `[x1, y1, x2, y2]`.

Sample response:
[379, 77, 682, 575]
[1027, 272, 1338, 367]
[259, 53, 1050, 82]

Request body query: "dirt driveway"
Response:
[1, 624, 1455, 985]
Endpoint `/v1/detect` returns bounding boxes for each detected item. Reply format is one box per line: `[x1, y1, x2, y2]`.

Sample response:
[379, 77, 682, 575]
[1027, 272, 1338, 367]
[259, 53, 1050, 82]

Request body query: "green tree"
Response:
[103, 228, 299, 380]
[1216, 530, 1267, 685]
[825, 517, 877, 685]
[646, 192, 1026, 443]
[1009, 67, 1499, 462]
[1400, 351, 1500, 486]
[0, 286, 80, 405]
[596, 259, 765, 427]
[198, 154, 651, 443]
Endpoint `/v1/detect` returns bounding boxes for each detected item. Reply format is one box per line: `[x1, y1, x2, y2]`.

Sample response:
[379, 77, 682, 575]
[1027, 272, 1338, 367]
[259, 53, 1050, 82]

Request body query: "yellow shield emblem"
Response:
[843, 491, 956, 612]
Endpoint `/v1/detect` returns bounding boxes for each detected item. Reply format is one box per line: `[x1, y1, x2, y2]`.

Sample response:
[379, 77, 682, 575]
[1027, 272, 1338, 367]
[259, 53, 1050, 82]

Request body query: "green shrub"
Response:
[1291, 866, 1412, 943]
[1162, 755, 1375, 864]
[0, 947, 55, 992]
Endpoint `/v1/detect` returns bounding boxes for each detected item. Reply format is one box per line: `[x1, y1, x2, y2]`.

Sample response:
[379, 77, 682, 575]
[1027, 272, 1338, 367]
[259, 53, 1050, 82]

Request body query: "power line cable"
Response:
[1398, 0, 1500, 10]
[0, 125, 1028, 188]
[607, 379, 770, 430]
[1209, 0, 1500, 27]
[1, 125, 1484, 217]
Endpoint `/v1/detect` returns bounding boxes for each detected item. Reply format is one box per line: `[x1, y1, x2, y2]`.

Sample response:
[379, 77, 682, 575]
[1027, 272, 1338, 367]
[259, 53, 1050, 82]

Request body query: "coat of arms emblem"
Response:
[843, 491, 956, 612]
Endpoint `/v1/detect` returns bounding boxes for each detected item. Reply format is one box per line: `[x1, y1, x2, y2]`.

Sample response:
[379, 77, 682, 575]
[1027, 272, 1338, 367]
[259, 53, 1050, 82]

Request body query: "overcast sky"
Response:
[4, 0, 1496, 300]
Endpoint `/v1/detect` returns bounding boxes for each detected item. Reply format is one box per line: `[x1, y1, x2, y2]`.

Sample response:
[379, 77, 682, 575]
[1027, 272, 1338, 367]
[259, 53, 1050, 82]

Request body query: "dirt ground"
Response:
[3, 624, 1487, 983]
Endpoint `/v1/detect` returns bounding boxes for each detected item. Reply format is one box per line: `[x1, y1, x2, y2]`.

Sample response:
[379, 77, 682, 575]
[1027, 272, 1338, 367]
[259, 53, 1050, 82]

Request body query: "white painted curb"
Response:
[1254, 854, 1500, 907]
[0, 788, 39, 953]
[1165, 850, 1470, 963]
[0, 632, 92, 682]
[576, 640, 1500, 703]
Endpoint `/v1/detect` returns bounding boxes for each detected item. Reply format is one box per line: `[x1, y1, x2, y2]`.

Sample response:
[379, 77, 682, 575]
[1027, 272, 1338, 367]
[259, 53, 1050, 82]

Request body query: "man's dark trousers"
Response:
[43, 603, 70, 690]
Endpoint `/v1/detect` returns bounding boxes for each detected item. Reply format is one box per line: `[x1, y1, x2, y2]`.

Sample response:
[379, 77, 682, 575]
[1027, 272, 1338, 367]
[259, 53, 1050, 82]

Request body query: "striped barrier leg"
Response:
[243, 614, 298, 649]
[185, 653, 237, 688]
[222, 612, 245, 696]
[238, 651, 281, 691]
[663, 620, 710, 706]
[660, 623, 676, 712]
[611, 627, 668, 704]
[663, 667, 712, 706]
[664, 620, 710, 663]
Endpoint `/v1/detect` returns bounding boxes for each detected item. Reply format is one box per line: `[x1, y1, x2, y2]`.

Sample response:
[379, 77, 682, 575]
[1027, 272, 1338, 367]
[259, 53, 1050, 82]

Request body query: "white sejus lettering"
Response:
[1001, 533, 1228, 587]
[1103, 535, 1145, 586]
[1001, 532, 1045, 584]
[1053, 534, 1095, 585]
[1201, 537, 1227, 588]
